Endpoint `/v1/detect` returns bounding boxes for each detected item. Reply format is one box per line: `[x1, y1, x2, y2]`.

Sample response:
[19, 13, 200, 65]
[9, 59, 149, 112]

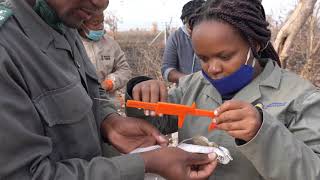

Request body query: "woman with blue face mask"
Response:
[200, 48, 257, 98]
[127, 0, 320, 179]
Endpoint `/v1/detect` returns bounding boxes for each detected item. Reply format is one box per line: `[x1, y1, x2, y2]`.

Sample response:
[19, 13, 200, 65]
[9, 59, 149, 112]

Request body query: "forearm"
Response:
[101, 112, 121, 142]
[237, 112, 320, 180]
[162, 34, 179, 82]
[29, 155, 145, 180]
[167, 69, 187, 83]
[106, 69, 131, 91]
[2, 111, 143, 180]
[107, 56, 132, 90]
[99, 86, 117, 121]
[125, 106, 178, 135]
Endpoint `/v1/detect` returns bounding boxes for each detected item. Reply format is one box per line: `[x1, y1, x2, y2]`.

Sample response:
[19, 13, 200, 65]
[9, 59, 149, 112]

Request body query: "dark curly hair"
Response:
[180, 0, 206, 24]
[189, 0, 281, 66]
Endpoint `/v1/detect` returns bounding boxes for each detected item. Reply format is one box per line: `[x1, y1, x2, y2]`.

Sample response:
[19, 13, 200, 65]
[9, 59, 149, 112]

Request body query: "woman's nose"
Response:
[207, 60, 222, 75]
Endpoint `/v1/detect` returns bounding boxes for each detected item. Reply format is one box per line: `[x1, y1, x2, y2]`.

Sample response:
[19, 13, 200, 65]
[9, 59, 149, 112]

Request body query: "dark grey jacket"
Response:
[0, 0, 144, 179]
[161, 27, 201, 81]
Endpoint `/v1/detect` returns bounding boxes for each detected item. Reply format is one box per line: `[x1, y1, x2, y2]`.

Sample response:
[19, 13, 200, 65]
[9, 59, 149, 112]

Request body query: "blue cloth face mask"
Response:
[83, 25, 105, 41]
[85, 29, 105, 41]
[202, 49, 256, 96]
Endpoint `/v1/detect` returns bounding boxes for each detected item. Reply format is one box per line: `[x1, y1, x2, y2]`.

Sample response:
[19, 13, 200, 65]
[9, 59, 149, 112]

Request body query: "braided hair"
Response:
[189, 0, 281, 66]
[180, 0, 206, 24]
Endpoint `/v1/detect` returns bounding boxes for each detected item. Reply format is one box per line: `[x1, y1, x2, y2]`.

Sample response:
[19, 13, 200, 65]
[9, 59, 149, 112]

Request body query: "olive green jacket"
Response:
[127, 60, 320, 180]
[0, 0, 144, 179]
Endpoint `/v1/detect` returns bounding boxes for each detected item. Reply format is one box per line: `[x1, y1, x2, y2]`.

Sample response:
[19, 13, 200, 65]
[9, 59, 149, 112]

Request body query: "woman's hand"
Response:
[214, 100, 262, 142]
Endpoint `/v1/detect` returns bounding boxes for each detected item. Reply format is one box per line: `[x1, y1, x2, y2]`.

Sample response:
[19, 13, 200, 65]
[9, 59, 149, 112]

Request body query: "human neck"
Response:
[79, 29, 87, 39]
[253, 59, 263, 78]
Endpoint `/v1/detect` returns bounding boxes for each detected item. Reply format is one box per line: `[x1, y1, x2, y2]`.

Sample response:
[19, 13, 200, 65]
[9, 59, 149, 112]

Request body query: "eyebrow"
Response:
[197, 50, 236, 57]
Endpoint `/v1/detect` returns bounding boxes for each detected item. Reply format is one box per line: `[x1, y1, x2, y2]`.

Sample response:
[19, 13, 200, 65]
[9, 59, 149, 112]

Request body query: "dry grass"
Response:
[111, 31, 167, 115]
[114, 25, 320, 87]
[115, 31, 165, 80]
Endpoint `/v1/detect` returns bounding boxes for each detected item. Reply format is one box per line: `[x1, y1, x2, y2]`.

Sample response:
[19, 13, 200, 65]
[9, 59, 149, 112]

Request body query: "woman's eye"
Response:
[198, 56, 208, 62]
[219, 54, 231, 60]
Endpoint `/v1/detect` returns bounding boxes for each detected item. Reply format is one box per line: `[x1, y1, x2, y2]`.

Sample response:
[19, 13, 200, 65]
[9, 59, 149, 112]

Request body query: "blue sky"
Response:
[107, 0, 298, 31]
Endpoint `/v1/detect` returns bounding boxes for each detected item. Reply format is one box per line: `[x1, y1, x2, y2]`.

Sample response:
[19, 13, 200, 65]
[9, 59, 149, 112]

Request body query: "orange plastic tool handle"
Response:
[126, 100, 217, 130]
[126, 100, 157, 111]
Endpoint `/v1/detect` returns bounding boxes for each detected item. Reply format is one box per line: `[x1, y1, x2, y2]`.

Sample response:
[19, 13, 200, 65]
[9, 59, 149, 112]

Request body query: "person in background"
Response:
[128, 0, 320, 179]
[79, 12, 132, 157]
[161, 0, 205, 83]
[0, 0, 218, 179]
[79, 12, 131, 96]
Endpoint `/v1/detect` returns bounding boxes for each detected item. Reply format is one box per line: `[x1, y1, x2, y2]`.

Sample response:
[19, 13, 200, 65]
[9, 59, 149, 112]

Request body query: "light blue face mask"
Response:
[202, 49, 256, 96]
[85, 28, 105, 41]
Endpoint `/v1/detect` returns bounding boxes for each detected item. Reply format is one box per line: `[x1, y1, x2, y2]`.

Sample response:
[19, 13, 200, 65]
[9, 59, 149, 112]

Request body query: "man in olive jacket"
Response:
[0, 0, 218, 179]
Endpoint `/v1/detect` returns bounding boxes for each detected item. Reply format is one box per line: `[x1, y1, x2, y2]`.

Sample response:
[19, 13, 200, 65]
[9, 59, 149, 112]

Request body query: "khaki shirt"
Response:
[81, 34, 132, 91]
[0, 0, 144, 179]
[127, 60, 320, 180]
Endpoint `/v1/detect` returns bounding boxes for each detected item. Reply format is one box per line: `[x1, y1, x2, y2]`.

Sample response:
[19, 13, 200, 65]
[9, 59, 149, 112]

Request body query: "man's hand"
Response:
[141, 147, 218, 180]
[214, 100, 262, 142]
[101, 113, 168, 153]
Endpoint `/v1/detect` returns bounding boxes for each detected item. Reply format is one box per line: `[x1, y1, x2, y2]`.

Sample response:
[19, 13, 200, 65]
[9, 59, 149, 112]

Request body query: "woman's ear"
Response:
[254, 42, 261, 53]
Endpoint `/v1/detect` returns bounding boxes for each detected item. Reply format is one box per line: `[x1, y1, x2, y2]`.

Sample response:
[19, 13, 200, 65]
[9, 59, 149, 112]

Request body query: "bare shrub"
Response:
[114, 19, 320, 87]
[117, 31, 165, 80]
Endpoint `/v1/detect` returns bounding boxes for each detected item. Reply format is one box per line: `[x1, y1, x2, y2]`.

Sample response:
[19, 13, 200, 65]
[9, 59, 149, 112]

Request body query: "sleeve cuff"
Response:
[235, 105, 264, 146]
[163, 68, 175, 82]
[100, 100, 117, 120]
[236, 111, 273, 149]
[111, 154, 145, 180]
[126, 76, 153, 97]
[236, 111, 288, 159]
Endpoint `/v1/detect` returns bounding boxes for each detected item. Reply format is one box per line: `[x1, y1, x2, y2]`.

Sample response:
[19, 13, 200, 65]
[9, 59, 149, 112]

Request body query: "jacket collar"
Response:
[234, 59, 281, 103]
[10, 0, 71, 53]
[259, 60, 282, 89]
[10, 0, 54, 50]
[181, 25, 191, 38]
